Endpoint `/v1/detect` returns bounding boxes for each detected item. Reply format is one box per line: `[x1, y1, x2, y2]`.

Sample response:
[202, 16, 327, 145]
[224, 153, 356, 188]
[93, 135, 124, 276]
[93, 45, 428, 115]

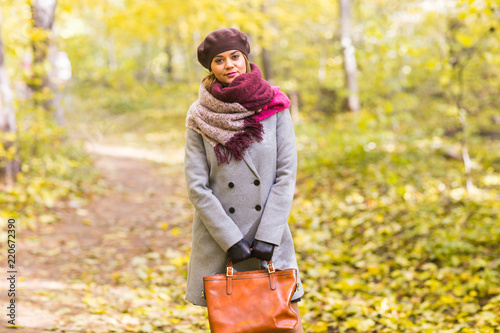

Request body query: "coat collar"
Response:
[242, 152, 259, 179]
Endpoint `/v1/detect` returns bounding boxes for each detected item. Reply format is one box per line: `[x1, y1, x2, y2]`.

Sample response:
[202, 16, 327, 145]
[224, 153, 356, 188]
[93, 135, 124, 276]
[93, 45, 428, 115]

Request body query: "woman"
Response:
[184, 28, 305, 332]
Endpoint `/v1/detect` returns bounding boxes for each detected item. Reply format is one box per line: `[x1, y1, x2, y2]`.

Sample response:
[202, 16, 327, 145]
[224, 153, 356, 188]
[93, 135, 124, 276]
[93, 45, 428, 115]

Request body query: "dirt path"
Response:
[8, 149, 208, 332]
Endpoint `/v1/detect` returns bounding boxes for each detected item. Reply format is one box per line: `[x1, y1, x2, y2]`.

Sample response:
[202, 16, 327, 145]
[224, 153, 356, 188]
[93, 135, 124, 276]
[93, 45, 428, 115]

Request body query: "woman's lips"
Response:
[226, 72, 237, 77]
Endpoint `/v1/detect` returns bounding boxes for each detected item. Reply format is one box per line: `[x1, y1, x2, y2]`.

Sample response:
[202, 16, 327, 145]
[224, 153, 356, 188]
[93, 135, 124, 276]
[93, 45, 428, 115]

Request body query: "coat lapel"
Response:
[242, 152, 259, 179]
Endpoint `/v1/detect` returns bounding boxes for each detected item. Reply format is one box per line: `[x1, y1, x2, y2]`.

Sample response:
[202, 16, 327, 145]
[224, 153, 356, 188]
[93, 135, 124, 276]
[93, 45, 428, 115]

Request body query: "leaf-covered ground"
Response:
[292, 110, 500, 332]
[4, 151, 210, 332]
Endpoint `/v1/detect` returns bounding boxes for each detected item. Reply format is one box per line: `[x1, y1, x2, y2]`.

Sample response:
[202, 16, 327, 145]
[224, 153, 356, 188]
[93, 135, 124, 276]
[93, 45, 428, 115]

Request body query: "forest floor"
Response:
[8, 144, 209, 332]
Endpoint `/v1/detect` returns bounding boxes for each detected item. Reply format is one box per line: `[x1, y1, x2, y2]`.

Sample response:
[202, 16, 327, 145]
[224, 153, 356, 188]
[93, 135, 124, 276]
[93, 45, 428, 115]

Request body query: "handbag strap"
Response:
[225, 259, 276, 295]
[226, 259, 275, 274]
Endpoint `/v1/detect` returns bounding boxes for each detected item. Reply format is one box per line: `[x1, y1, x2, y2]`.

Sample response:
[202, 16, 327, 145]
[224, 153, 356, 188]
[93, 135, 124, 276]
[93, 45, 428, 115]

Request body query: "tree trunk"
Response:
[165, 42, 173, 82]
[457, 63, 475, 193]
[339, 0, 360, 112]
[260, 0, 275, 84]
[164, 27, 174, 84]
[107, 36, 117, 71]
[0, 6, 20, 185]
[290, 90, 300, 125]
[30, 0, 57, 112]
[48, 43, 71, 126]
[261, 48, 274, 84]
[318, 44, 327, 83]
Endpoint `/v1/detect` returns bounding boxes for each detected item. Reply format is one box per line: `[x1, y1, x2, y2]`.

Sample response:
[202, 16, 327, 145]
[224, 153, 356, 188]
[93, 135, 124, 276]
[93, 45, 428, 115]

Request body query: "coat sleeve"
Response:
[254, 109, 297, 246]
[184, 128, 244, 252]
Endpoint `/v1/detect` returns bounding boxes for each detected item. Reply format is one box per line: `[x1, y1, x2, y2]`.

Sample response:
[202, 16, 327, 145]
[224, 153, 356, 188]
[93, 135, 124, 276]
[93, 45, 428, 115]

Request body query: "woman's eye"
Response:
[214, 58, 223, 64]
[232, 54, 240, 59]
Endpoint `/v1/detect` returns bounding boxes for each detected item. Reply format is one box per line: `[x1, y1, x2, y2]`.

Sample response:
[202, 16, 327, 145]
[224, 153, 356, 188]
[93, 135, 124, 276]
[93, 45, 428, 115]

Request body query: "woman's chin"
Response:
[222, 74, 241, 86]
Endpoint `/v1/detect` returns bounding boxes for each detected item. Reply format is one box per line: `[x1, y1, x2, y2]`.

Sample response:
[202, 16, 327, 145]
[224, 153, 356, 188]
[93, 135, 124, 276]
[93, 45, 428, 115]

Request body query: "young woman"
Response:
[184, 28, 305, 332]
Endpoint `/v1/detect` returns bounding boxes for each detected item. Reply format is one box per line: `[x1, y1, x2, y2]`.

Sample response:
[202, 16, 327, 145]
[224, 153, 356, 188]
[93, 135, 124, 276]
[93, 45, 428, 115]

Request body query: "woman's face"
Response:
[210, 50, 247, 86]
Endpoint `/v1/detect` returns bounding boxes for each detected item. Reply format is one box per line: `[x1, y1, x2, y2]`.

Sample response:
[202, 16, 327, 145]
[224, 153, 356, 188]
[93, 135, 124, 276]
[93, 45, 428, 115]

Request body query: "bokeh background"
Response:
[0, 0, 499, 332]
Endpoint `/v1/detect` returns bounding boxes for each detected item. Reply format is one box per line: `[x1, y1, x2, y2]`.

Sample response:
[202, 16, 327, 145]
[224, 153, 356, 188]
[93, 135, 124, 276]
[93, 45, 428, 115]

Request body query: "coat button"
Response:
[229, 207, 235, 214]
[253, 180, 260, 186]
[255, 205, 262, 211]
[228, 182, 234, 188]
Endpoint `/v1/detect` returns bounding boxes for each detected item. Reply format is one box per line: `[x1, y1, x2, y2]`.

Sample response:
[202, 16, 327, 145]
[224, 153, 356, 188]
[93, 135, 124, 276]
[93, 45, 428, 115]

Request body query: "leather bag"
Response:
[203, 259, 298, 333]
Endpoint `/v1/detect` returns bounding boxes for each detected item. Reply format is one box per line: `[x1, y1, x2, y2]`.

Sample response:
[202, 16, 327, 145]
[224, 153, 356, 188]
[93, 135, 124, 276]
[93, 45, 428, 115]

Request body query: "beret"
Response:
[197, 28, 251, 70]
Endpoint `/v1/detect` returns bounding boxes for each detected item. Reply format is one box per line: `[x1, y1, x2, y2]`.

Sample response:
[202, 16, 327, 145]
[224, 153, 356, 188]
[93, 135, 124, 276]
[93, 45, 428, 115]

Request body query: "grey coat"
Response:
[184, 108, 304, 306]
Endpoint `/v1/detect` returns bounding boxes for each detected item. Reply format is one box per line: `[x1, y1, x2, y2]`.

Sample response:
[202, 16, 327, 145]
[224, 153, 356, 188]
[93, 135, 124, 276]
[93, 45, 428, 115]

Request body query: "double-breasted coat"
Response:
[184, 108, 304, 306]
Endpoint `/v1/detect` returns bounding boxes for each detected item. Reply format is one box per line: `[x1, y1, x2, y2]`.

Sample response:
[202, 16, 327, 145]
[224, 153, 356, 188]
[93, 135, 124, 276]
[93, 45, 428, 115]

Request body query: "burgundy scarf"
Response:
[186, 63, 291, 165]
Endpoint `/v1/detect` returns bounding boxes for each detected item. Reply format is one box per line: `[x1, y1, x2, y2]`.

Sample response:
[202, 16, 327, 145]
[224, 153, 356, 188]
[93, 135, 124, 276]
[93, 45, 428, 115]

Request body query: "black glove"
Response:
[227, 239, 252, 264]
[251, 240, 275, 261]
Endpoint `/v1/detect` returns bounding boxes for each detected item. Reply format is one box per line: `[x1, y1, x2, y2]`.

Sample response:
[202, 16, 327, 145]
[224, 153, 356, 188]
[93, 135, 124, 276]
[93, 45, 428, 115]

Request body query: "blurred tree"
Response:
[440, 0, 499, 192]
[164, 26, 174, 83]
[0, 5, 19, 185]
[29, 0, 56, 113]
[260, 0, 275, 84]
[340, 0, 360, 112]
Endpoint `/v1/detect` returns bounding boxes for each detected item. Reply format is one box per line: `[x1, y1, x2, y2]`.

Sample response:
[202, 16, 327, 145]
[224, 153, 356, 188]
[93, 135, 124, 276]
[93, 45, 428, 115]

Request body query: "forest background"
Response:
[0, 0, 499, 332]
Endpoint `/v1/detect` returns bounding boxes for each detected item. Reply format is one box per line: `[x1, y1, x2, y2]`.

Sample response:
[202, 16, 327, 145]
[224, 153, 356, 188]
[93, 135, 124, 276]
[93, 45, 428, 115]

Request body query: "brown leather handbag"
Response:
[203, 259, 298, 333]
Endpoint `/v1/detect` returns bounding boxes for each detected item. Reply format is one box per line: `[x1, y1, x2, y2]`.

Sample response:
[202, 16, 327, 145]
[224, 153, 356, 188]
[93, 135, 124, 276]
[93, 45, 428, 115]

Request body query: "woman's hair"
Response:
[202, 53, 252, 91]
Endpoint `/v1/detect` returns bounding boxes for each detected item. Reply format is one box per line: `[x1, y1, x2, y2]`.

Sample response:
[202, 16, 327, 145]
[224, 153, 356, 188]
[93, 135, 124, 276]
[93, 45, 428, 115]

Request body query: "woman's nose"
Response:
[225, 59, 234, 68]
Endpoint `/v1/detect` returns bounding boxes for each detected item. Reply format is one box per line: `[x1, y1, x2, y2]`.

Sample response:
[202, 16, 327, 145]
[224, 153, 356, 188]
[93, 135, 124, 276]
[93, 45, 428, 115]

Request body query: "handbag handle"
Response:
[226, 259, 275, 277]
[226, 247, 275, 276]
[225, 259, 276, 295]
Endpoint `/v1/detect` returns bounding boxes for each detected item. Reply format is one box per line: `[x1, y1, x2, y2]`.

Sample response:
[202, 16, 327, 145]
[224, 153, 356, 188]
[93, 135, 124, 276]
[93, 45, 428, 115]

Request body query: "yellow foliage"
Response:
[310, 321, 329, 332]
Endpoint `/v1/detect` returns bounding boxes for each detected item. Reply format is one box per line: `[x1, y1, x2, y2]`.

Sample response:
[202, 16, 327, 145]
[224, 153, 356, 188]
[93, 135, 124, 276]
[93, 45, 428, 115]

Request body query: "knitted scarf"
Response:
[186, 63, 291, 165]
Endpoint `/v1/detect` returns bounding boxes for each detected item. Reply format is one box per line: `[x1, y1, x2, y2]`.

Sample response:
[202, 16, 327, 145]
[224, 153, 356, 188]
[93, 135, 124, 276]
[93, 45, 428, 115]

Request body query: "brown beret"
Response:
[197, 28, 251, 70]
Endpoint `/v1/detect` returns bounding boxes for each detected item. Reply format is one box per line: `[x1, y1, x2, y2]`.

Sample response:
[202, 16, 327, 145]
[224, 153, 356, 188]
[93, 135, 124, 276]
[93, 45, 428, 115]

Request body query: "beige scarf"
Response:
[186, 85, 263, 165]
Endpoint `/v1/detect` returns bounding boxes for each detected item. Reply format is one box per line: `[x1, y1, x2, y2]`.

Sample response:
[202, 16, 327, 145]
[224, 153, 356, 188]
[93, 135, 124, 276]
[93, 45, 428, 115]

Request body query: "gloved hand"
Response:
[227, 239, 252, 264]
[251, 240, 275, 261]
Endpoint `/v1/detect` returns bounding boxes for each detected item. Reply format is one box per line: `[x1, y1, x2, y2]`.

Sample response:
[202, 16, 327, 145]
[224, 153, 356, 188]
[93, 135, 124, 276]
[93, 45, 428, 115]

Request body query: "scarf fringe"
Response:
[214, 118, 263, 165]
